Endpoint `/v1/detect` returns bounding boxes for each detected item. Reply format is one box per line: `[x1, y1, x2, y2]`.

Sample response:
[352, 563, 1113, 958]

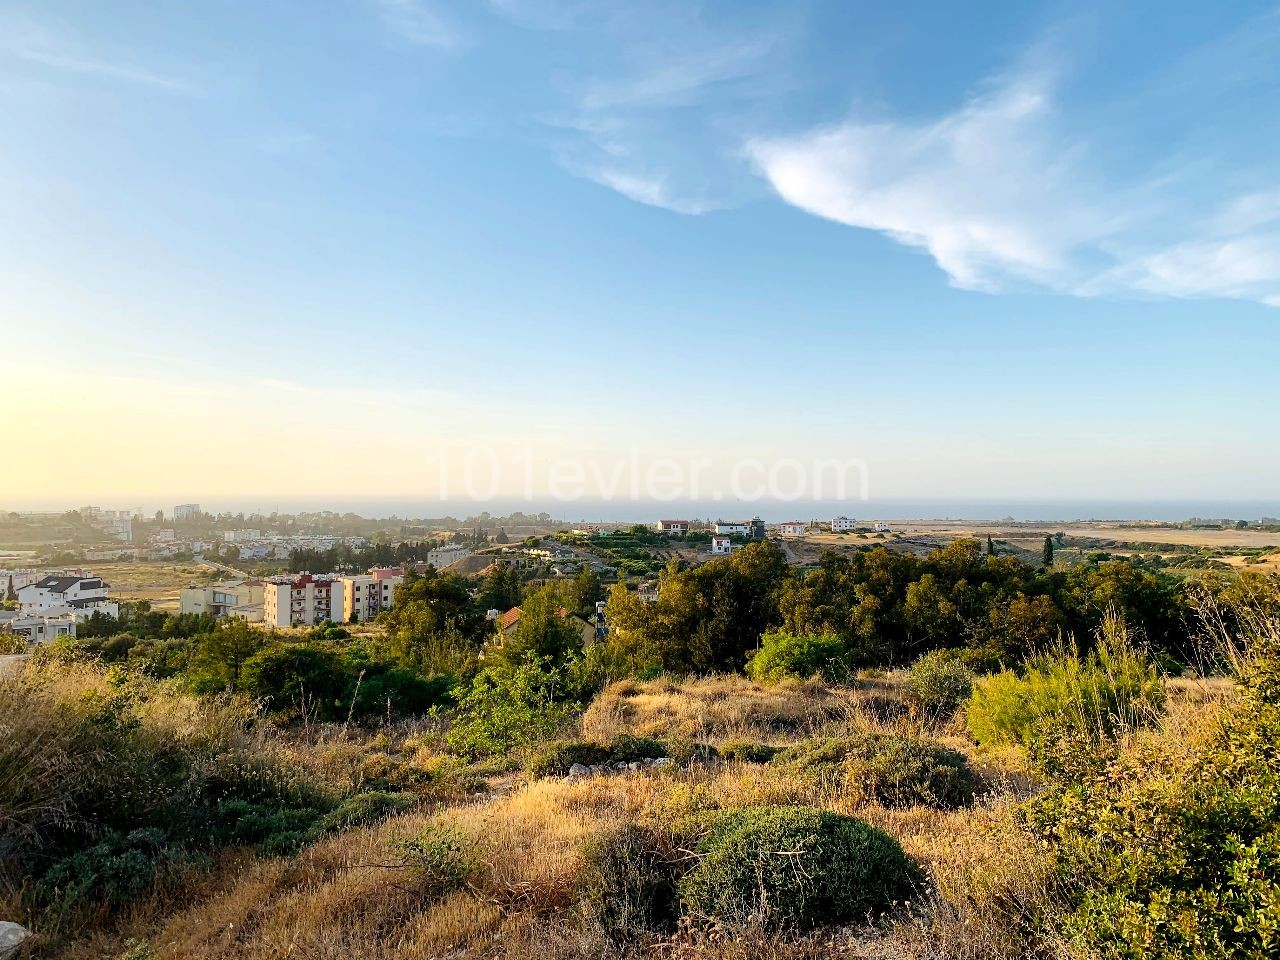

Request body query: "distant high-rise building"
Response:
[174, 504, 201, 520]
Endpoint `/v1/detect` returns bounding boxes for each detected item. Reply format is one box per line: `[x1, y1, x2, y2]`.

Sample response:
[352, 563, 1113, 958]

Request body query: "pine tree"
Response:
[986, 534, 996, 557]
[1042, 535, 1055, 567]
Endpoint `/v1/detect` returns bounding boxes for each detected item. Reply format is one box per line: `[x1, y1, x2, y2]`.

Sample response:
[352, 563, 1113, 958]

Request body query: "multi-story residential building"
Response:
[180, 580, 264, 619]
[656, 520, 691, 535]
[426, 544, 471, 569]
[711, 535, 734, 555]
[18, 575, 118, 619]
[262, 574, 346, 628]
[174, 503, 201, 520]
[223, 529, 262, 543]
[831, 516, 857, 532]
[778, 521, 808, 536]
[341, 568, 403, 622]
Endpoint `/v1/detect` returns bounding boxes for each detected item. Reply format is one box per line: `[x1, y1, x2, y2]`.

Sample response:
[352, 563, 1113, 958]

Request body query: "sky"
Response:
[2, 0, 1279, 515]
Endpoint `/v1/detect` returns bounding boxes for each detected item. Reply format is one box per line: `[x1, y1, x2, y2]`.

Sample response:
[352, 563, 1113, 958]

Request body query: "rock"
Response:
[589, 765, 603, 775]
[614, 761, 629, 771]
[567, 763, 590, 778]
[652, 757, 672, 767]
[0, 922, 30, 959]
[627, 761, 642, 771]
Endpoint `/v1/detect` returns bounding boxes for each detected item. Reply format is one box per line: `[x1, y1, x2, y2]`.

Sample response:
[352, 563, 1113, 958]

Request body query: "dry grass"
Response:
[581, 673, 910, 744]
[25, 659, 1249, 960]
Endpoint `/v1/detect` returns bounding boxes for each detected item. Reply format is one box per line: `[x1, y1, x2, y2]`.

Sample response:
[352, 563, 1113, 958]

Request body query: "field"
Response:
[89, 561, 221, 611]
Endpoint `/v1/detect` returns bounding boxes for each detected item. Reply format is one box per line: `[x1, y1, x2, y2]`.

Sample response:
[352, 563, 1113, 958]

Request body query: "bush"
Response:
[967, 623, 1165, 747]
[674, 806, 920, 929]
[447, 657, 580, 758]
[905, 650, 974, 724]
[719, 740, 781, 763]
[526, 733, 668, 777]
[776, 733, 976, 808]
[37, 828, 191, 910]
[1026, 617, 1280, 959]
[395, 825, 475, 895]
[746, 631, 849, 684]
[315, 791, 416, 833]
[578, 825, 679, 941]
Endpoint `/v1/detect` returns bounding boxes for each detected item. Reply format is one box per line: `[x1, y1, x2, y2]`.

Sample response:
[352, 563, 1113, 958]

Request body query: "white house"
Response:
[712, 520, 748, 536]
[874, 522, 892, 533]
[831, 516, 857, 532]
[2, 610, 79, 643]
[656, 520, 691, 535]
[18, 575, 118, 619]
[427, 544, 471, 569]
[778, 521, 807, 536]
[711, 535, 734, 555]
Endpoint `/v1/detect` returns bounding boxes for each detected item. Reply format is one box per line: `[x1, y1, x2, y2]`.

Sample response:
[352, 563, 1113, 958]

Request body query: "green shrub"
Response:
[526, 733, 668, 777]
[395, 825, 475, 894]
[776, 733, 976, 808]
[37, 828, 192, 910]
[967, 624, 1165, 748]
[674, 806, 920, 929]
[315, 791, 416, 833]
[1026, 622, 1280, 959]
[746, 631, 849, 683]
[719, 740, 781, 763]
[578, 825, 679, 941]
[905, 650, 974, 724]
[447, 657, 579, 758]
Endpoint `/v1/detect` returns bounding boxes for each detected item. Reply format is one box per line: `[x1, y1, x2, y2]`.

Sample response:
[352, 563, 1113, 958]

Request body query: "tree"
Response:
[495, 527, 509, 544]
[986, 535, 996, 557]
[570, 566, 604, 613]
[190, 619, 267, 692]
[490, 585, 583, 672]
[1043, 536, 1055, 567]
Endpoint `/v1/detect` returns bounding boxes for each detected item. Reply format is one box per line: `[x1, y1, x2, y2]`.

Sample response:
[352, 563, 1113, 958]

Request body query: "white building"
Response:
[1, 610, 79, 643]
[174, 504, 201, 520]
[656, 520, 691, 535]
[18, 575, 118, 619]
[831, 516, 857, 533]
[711, 535, 734, 555]
[224, 529, 262, 543]
[778, 521, 808, 536]
[713, 520, 748, 536]
[180, 580, 265, 619]
[426, 544, 471, 569]
[874, 522, 892, 533]
[262, 574, 346, 628]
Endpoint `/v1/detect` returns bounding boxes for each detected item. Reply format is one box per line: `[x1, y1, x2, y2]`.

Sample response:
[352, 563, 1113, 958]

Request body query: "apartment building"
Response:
[262, 574, 346, 628]
[426, 544, 471, 569]
[180, 580, 264, 619]
[174, 503, 201, 519]
[341, 568, 403, 622]
[831, 516, 857, 532]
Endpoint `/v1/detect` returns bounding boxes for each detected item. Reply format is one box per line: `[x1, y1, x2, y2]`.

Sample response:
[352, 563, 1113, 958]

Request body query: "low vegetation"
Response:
[2, 551, 1278, 959]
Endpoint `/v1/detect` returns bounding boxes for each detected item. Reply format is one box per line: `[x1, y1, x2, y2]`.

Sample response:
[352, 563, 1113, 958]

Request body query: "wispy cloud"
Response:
[0, 16, 194, 93]
[530, 6, 791, 215]
[748, 58, 1280, 306]
[374, 0, 467, 50]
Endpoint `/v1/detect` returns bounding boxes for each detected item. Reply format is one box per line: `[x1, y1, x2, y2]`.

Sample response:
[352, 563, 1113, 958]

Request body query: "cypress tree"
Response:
[1042, 535, 1055, 567]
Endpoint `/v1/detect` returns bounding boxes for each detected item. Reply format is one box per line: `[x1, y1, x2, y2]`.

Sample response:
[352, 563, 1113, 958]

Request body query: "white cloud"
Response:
[0, 16, 193, 93]
[588, 167, 719, 215]
[747, 67, 1280, 306]
[375, 0, 467, 50]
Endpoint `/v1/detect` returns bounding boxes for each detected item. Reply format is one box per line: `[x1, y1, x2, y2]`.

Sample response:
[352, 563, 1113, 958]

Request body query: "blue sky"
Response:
[2, 0, 1278, 511]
